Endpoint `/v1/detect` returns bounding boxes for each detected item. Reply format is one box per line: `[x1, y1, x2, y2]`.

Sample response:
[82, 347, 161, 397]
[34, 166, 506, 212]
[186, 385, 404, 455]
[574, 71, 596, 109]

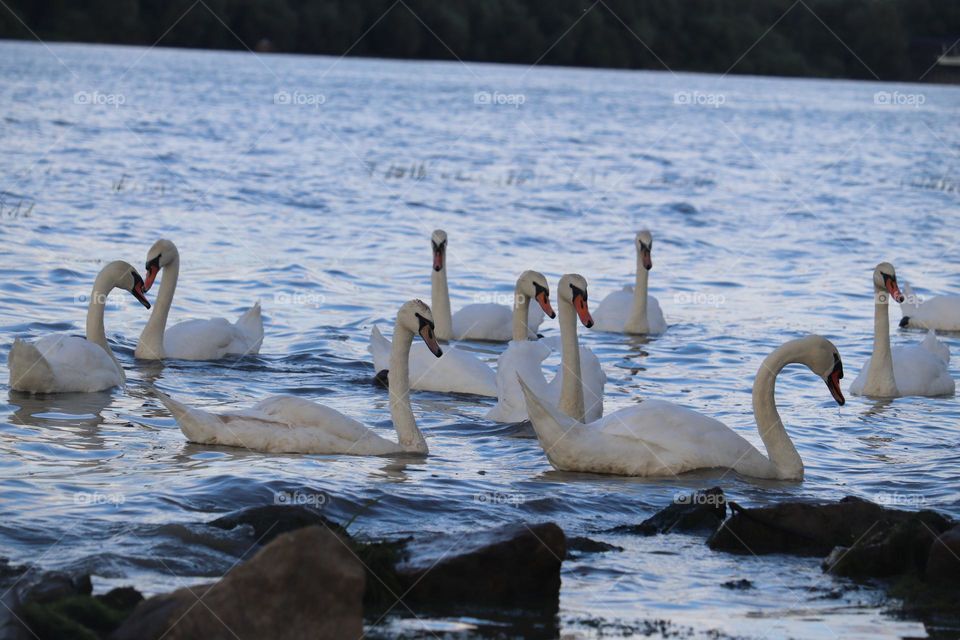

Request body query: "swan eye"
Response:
[533, 282, 548, 297]
[570, 284, 587, 301]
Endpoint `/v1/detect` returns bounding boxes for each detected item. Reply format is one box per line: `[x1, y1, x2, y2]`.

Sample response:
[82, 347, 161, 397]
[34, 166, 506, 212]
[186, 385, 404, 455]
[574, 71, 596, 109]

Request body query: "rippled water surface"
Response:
[1, 40, 959, 639]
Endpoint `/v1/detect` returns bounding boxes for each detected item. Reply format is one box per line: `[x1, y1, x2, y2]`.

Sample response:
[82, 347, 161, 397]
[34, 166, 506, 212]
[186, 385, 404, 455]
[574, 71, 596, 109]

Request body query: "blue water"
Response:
[1, 39, 959, 638]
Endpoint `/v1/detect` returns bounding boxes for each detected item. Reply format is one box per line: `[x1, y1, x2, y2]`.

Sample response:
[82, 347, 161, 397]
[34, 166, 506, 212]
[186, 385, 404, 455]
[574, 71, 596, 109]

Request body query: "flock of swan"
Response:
[7, 232, 958, 481]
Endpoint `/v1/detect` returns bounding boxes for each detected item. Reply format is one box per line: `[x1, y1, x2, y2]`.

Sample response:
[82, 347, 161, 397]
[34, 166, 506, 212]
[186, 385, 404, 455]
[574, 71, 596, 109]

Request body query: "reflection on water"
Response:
[0, 39, 957, 638]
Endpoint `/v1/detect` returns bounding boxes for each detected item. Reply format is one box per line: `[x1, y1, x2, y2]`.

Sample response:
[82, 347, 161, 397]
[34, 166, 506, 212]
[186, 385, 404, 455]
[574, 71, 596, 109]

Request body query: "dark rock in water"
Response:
[721, 579, 753, 590]
[22, 572, 92, 604]
[823, 515, 951, 578]
[395, 522, 565, 610]
[208, 504, 344, 545]
[926, 524, 960, 585]
[708, 496, 952, 556]
[112, 526, 364, 640]
[568, 536, 623, 554]
[96, 587, 143, 612]
[611, 488, 726, 536]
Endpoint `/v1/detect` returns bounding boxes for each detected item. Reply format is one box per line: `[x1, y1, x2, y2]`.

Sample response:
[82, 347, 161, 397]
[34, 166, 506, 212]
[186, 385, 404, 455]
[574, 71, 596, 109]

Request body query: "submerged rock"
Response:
[394, 522, 565, 610]
[112, 526, 364, 640]
[822, 515, 951, 578]
[708, 496, 951, 556]
[208, 504, 344, 545]
[611, 488, 726, 536]
[567, 536, 624, 555]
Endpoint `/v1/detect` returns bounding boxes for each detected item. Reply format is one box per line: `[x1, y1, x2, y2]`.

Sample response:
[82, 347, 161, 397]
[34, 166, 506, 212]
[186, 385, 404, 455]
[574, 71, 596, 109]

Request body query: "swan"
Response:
[135, 239, 263, 361]
[369, 270, 556, 397]
[486, 273, 605, 423]
[899, 280, 960, 331]
[8, 261, 152, 393]
[850, 263, 954, 398]
[155, 300, 443, 455]
[430, 230, 545, 342]
[519, 335, 845, 479]
[592, 230, 667, 335]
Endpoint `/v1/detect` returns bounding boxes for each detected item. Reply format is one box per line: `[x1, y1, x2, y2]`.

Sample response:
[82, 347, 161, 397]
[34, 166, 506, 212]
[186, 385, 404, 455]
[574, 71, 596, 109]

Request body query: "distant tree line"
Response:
[1, 0, 957, 80]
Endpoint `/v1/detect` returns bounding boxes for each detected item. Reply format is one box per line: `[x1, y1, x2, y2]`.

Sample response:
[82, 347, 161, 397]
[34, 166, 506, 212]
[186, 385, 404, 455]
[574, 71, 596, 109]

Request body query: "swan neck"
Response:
[137, 257, 179, 358]
[389, 325, 427, 454]
[557, 298, 585, 422]
[751, 344, 803, 479]
[85, 271, 122, 378]
[512, 285, 531, 342]
[865, 291, 897, 394]
[625, 254, 649, 333]
[431, 266, 453, 341]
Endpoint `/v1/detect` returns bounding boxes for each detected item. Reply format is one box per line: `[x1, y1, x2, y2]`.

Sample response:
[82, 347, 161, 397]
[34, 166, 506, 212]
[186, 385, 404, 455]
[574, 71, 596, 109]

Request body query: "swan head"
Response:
[399, 299, 443, 357]
[431, 230, 447, 272]
[102, 260, 151, 309]
[636, 230, 653, 270]
[873, 262, 904, 303]
[793, 335, 845, 406]
[143, 239, 179, 291]
[558, 274, 593, 328]
[517, 270, 556, 318]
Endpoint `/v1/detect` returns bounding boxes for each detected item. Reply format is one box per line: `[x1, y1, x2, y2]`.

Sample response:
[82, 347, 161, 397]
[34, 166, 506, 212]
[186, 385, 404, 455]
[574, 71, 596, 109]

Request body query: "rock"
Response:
[823, 516, 949, 578]
[96, 587, 144, 611]
[721, 579, 753, 590]
[208, 504, 343, 545]
[567, 537, 623, 554]
[926, 524, 960, 585]
[112, 526, 364, 640]
[394, 522, 565, 610]
[708, 496, 953, 556]
[611, 488, 726, 536]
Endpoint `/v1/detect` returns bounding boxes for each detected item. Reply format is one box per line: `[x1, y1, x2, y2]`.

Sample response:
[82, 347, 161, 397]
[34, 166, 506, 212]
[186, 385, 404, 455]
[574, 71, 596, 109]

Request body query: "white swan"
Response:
[156, 300, 442, 455]
[369, 270, 556, 397]
[519, 335, 845, 479]
[8, 261, 152, 393]
[899, 280, 960, 331]
[135, 239, 263, 360]
[592, 230, 667, 335]
[850, 263, 954, 398]
[487, 274, 605, 423]
[430, 230, 545, 342]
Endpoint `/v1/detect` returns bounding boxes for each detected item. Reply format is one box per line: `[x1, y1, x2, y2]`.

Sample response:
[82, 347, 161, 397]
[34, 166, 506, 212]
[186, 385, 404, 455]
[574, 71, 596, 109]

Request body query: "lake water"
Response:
[1, 39, 958, 639]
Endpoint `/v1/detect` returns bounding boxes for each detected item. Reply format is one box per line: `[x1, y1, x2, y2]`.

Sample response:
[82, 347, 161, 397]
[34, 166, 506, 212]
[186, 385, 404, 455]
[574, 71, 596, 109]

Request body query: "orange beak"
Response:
[418, 319, 443, 357]
[826, 355, 844, 406]
[884, 276, 904, 303]
[432, 247, 444, 272]
[641, 247, 652, 270]
[143, 264, 160, 292]
[536, 290, 556, 319]
[573, 294, 593, 328]
[131, 278, 151, 309]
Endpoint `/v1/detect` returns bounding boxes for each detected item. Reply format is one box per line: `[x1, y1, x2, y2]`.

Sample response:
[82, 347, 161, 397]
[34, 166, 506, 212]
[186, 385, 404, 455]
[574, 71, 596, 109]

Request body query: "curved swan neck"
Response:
[625, 252, 649, 333]
[865, 288, 898, 395]
[512, 284, 532, 342]
[431, 265, 452, 341]
[751, 342, 804, 479]
[85, 270, 123, 379]
[557, 298, 585, 422]
[388, 325, 428, 454]
[137, 255, 179, 358]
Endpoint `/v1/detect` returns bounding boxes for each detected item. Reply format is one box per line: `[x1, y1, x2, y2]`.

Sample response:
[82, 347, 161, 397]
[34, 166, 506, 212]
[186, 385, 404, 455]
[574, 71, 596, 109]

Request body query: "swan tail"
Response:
[920, 330, 950, 364]
[234, 303, 264, 352]
[153, 388, 221, 442]
[517, 375, 578, 451]
[8, 339, 55, 393]
[367, 326, 391, 373]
